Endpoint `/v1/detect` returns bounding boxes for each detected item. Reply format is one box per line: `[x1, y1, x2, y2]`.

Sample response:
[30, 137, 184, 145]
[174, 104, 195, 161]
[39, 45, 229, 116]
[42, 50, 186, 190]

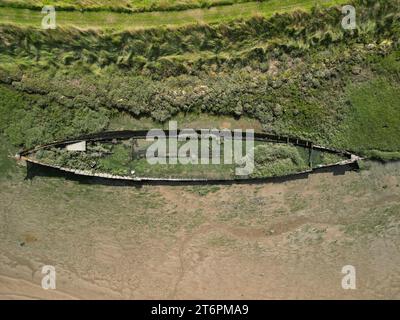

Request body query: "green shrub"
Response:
[251, 143, 309, 177]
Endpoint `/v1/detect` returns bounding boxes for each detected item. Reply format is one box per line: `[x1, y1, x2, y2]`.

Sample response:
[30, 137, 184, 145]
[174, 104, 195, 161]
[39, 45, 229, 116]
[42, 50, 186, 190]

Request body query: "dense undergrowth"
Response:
[0, 0, 399, 160]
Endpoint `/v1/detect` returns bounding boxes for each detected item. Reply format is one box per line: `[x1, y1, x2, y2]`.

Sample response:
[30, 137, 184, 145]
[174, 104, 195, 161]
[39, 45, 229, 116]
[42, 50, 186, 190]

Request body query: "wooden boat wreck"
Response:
[16, 130, 362, 183]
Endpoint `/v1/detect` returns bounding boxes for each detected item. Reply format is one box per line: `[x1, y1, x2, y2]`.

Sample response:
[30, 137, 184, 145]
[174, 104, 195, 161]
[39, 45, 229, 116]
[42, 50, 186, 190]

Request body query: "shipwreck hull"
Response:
[17, 130, 362, 184]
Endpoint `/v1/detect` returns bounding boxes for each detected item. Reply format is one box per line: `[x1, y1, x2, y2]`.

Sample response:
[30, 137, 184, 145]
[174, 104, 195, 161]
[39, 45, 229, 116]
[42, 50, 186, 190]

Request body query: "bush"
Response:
[251, 143, 309, 177]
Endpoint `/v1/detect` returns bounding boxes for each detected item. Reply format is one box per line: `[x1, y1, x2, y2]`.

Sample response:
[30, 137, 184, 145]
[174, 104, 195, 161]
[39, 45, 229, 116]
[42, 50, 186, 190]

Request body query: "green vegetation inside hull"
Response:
[17, 130, 360, 182]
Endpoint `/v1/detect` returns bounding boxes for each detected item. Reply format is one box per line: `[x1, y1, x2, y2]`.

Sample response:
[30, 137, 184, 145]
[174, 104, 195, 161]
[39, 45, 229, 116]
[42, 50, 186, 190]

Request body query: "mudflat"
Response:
[1, 162, 399, 299]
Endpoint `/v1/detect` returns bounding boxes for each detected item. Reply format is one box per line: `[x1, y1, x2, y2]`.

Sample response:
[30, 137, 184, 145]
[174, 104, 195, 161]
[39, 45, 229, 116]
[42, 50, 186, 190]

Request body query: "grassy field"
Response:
[0, 0, 399, 161]
[334, 78, 400, 154]
[0, 0, 347, 29]
[0, 0, 255, 13]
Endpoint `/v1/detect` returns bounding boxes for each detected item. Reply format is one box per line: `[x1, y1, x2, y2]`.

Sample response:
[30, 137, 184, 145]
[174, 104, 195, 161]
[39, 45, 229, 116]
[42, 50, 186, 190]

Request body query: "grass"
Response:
[0, 0, 347, 30]
[363, 150, 400, 162]
[345, 204, 400, 236]
[132, 160, 235, 178]
[0, 84, 110, 148]
[207, 233, 237, 247]
[1, 0, 400, 164]
[309, 149, 345, 166]
[0, 0, 255, 13]
[250, 143, 310, 178]
[123, 136, 238, 178]
[2, 0, 395, 150]
[98, 144, 130, 175]
[108, 113, 262, 131]
[185, 185, 220, 196]
[334, 78, 400, 155]
[0, 135, 17, 179]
